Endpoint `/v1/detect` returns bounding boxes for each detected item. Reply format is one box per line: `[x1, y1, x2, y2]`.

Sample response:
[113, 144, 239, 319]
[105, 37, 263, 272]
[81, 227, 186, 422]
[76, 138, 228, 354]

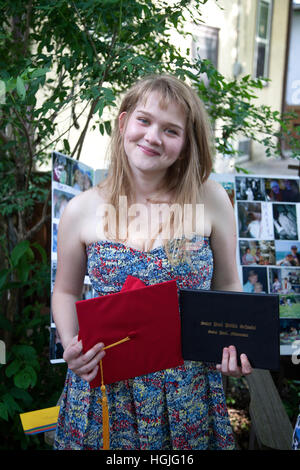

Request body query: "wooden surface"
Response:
[245, 369, 294, 450]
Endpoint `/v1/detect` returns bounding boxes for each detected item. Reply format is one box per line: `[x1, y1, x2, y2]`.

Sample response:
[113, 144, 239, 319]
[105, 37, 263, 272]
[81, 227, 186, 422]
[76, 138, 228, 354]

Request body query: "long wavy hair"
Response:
[99, 74, 214, 259]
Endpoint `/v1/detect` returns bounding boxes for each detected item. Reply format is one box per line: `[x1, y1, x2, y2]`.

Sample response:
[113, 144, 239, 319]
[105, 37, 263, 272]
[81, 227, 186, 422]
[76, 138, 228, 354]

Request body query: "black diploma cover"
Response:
[179, 289, 280, 370]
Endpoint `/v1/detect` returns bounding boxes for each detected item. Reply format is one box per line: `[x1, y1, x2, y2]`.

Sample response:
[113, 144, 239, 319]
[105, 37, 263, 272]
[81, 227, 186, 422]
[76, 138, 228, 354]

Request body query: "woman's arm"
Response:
[52, 194, 105, 381]
[206, 180, 242, 292]
[52, 195, 87, 348]
[203, 180, 252, 377]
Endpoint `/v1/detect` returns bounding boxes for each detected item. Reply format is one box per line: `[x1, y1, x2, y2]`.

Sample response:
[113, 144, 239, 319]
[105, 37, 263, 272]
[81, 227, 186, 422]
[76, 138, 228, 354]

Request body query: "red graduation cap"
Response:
[76, 275, 183, 387]
[76, 276, 184, 449]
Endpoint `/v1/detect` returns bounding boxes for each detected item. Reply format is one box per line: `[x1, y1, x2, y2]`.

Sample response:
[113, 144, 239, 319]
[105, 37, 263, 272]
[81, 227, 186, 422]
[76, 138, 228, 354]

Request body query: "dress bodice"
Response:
[86, 236, 213, 295]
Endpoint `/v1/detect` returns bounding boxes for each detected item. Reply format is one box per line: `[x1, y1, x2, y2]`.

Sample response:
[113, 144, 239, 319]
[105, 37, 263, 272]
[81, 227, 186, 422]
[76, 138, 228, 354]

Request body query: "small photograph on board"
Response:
[242, 266, 268, 294]
[52, 152, 70, 186]
[280, 268, 300, 294]
[95, 169, 109, 186]
[275, 240, 300, 266]
[269, 267, 300, 294]
[221, 181, 235, 207]
[239, 240, 275, 266]
[70, 161, 94, 192]
[237, 202, 262, 238]
[53, 189, 75, 220]
[279, 295, 300, 319]
[265, 178, 300, 203]
[273, 204, 298, 240]
[269, 268, 283, 294]
[235, 176, 266, 201]
[52, 222, 58, 254]
[51, 261, 57, 293]
[280, 319, 300, 346]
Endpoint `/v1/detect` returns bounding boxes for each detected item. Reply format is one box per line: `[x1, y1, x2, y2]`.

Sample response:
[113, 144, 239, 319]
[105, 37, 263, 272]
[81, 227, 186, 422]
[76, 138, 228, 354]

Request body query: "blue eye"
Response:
[137, 117, 149, 124]
[166, 129, 177, 135]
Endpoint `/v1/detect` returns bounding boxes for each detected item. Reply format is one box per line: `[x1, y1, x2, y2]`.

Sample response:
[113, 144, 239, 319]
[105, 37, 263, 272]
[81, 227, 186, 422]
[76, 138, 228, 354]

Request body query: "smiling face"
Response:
[119, 91, 186, 180]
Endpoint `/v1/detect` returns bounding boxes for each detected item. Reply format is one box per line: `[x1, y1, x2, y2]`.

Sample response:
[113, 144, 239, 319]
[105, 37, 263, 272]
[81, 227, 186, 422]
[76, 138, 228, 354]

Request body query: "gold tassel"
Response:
[99, 336, 131, 450]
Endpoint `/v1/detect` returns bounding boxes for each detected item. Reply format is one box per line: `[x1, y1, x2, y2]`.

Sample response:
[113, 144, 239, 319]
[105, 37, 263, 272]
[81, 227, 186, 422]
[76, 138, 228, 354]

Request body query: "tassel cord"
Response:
[99, 335, 131, 450]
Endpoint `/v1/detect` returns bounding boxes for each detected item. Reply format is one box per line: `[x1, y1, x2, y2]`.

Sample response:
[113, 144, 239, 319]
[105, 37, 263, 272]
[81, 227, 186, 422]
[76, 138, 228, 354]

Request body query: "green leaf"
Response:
[2, 393, 23, 416]
[93, 98, 105, 117]
[31, 242, 47, 264]
[12, 345, 37, 361]
[5, 359, 22, 378]
[17, 256, 31, 282]
[14, 366, 37, 389]
[31, 68, 50, 78]
[63, 139, 70, 153]
[10, 387, 33, 406]
[16, 76, 26, 100]
[11, 241, 30, 268]
[104, 120, 112, 135]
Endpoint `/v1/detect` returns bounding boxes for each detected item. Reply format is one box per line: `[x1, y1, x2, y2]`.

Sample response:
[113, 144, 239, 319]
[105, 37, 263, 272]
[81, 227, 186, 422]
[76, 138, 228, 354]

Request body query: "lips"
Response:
[137, 144, 161, 157]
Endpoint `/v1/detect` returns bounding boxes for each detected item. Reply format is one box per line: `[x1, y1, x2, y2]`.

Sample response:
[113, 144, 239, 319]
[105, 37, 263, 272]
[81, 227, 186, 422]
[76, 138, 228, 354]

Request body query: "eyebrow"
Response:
[135, 109, 185, 131]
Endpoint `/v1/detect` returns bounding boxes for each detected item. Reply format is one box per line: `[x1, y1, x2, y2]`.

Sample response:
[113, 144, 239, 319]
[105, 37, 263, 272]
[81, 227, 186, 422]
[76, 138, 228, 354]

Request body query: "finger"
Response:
[76, 349, 106, 376]
[240, 353, 252, 375]
[80, 342, 105, 366]
[81, 364, 99, 383]
[66, 341, 104, 372]
[228, 345, 238, 374]
[221, 347, 229, 374]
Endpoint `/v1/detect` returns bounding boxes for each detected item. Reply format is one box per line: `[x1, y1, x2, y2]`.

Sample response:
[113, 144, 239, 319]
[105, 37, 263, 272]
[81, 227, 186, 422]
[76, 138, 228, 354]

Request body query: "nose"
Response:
[144, 125, 162, 146]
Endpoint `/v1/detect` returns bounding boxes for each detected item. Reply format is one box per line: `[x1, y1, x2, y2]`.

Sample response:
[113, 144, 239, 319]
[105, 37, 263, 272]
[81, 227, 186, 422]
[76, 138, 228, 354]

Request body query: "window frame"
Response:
[253, 0, 273, 79]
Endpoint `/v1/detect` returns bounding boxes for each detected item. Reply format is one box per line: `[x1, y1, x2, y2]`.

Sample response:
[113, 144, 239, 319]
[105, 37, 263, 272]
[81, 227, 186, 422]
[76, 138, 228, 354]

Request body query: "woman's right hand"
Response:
[63, 335, 106, 383]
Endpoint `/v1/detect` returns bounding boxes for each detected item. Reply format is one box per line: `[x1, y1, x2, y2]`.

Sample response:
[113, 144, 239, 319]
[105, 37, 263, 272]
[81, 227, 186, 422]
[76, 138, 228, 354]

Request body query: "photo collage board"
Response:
[50, 151, 300, 362]
[211, 172, 300, 356]
[50, 152, 107, 363]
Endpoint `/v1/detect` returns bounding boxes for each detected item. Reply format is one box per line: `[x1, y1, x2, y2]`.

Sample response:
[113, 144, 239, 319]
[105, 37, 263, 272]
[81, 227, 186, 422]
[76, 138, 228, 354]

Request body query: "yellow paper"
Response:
[20, 406, 60, 434]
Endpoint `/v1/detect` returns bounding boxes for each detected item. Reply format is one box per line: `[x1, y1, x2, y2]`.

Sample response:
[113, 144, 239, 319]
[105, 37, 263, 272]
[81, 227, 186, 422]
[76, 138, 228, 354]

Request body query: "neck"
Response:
[130, 170, 169, 204]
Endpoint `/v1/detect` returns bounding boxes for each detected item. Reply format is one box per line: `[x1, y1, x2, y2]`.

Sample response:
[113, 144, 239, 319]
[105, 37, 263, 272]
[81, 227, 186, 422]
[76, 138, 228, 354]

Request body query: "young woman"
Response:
[52, 74, 252, 450]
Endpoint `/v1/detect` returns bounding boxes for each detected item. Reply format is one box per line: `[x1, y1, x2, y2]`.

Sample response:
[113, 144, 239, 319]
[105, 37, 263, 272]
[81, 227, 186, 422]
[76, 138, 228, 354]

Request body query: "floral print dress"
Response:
[54, 236, 235, 450]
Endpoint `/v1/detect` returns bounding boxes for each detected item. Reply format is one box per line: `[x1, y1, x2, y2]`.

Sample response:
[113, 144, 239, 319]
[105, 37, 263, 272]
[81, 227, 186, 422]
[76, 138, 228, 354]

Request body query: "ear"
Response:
[119, 111, 127, 135]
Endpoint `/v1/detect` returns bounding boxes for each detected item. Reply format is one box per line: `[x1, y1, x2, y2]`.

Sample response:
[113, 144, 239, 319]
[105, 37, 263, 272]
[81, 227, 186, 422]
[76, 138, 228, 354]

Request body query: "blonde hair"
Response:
[99, 74, 214, 258]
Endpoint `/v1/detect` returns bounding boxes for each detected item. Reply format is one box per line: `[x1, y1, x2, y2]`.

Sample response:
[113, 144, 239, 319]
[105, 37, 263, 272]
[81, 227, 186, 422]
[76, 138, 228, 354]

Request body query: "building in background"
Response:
[283, 0, 300, 154]
[179, 0, 299, 172]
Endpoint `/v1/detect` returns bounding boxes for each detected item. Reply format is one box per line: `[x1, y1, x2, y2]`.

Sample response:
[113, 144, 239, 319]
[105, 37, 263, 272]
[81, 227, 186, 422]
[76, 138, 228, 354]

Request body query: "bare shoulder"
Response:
[201, 178, 231, 206]
[58, 186, 106, 245]
[200, 178, 233, 222]
[63, 185, 105, 215]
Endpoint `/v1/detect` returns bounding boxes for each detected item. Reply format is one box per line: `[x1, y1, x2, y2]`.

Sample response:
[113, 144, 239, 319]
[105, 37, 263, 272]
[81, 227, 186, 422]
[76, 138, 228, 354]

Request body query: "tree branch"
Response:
[23, 0, 33, 56]
[23, 188, 51, 241]
[70, 3, 119, 160]
[12, 105, 35, 192]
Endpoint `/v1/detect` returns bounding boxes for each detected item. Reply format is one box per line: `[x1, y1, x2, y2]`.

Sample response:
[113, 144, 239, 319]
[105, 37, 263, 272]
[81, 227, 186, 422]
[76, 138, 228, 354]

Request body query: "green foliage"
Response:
[190, 59, 300, 160]
[0, 239, 67, 449]
[281, 379, 300, 423]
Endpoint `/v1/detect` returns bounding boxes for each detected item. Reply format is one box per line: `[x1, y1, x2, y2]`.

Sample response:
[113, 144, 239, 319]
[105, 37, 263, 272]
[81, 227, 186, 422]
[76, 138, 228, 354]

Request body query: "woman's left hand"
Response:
[216, 345, 252, 377]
